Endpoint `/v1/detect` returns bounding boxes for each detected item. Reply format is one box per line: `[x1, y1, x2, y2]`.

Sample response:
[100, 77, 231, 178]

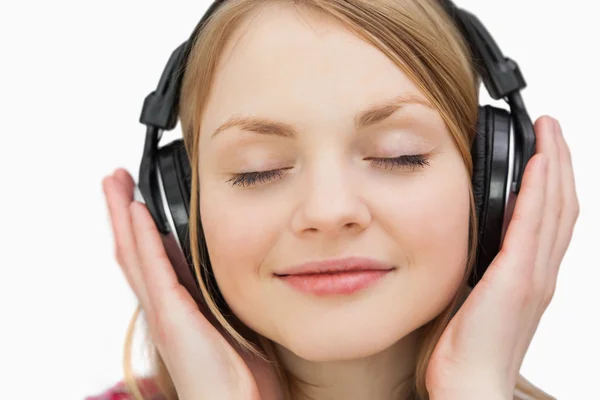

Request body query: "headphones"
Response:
[135, 0, 536, 307]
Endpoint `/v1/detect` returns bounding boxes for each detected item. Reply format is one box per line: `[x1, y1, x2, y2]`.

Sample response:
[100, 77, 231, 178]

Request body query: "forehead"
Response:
[200, 2, 426, 138]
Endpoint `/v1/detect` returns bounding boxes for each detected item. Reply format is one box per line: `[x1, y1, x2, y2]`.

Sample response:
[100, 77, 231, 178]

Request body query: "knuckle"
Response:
[572, 200, 581, 222]
[531, 279, 548, 304]
[564, 203, 580, 228]
[511, 275, 535, 306]
[513, 286, 534, 310]
[536, 276, 557, 310]
[541, 284, 556, 309]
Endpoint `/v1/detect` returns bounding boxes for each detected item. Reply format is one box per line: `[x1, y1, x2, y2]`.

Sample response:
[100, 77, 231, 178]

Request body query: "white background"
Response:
[1, 1, 598, 399]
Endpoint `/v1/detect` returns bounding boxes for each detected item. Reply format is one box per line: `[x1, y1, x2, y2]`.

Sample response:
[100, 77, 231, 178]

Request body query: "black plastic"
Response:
[138, 0, 228, 131]
[139, 42, 188, 130]
[158, 141, 192, 252]
[463, 11, 527, 100]
[138, 126, 170, 234]
[507, 92, 535, 193]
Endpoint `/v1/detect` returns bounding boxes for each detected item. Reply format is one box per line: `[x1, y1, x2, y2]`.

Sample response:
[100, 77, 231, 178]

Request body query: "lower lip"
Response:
[277, 270, 392, 296]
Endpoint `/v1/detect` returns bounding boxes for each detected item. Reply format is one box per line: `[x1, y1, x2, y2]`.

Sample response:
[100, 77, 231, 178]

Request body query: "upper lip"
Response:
[275, 256, 394, 276]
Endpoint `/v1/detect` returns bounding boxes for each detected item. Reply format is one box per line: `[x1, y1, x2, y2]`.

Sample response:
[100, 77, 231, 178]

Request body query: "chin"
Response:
[285, 337, 395, 362]
[273, 310, 418, 362]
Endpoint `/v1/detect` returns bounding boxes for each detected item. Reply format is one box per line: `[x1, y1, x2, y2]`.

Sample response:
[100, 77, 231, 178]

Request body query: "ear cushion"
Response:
[158, 140, 191, 250]
[471, 106, 490, 235]
[160, 139, 230, 312]
[470, 105, 511, 286]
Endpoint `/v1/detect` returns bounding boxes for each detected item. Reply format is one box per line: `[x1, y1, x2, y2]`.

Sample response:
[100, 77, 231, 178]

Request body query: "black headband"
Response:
[141, 0, 526, 129]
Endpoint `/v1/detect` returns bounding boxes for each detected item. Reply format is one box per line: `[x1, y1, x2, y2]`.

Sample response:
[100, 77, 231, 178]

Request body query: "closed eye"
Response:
[226, 168, 290, 188]
[367, 154, 430, 171]
[226, 154, 430, 188]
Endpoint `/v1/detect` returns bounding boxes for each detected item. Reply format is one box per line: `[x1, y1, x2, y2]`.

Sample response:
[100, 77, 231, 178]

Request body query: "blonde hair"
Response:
[123, 1, 555, 399]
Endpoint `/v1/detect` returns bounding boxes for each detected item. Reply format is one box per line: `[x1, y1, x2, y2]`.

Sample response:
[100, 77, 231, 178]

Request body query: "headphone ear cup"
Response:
[470, 105, 511, 287]
[156, 140, 206, 306]
[158, 140, 230, 315]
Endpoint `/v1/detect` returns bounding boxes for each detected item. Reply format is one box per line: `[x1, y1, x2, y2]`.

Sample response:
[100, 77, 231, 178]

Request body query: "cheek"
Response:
[407, 175, 471, 267]
[199, 185, 280, 318]
[363, 162, 472, 341]
[377, 159, 471, 296]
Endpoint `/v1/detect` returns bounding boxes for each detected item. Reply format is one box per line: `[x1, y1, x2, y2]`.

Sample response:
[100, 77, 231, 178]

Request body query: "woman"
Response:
[98, 0, 579, 399]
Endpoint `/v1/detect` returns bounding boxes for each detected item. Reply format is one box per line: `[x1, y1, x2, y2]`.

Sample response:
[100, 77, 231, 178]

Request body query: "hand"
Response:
[425, 116, 579, 399]
[102, 169, 283, 400]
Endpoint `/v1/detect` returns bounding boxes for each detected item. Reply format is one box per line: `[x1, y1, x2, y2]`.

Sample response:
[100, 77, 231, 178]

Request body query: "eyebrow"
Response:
[210, 94, 434, 139]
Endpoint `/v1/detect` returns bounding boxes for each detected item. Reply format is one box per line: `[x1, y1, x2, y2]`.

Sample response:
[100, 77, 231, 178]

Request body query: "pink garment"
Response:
[85, 378, 165, 400]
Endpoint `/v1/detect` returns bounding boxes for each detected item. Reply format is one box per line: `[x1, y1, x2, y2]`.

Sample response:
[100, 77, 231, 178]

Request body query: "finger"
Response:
[102, 175, 152, 311]
[532, 117, 561, 283]
[129, 201, 208, 347]
[549, 120, 580, 274]
[493, 153, 548, 284]
[102, 175, 136, 288]
[481, 154, 549, 371]
[113, 168, 135, 198]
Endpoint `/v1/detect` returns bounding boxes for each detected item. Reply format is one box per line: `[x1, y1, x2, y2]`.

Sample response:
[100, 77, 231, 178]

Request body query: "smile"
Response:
[276, 269, 393, 296]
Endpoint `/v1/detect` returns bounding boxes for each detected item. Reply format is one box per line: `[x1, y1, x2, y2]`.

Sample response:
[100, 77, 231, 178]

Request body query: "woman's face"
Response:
[198, 3, 470, 361]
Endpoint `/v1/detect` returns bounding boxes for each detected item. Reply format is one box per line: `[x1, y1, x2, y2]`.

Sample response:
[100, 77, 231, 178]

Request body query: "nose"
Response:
[290, 161, 371, 238]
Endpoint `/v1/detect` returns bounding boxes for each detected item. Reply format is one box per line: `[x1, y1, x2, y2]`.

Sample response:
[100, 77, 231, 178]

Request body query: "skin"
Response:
[102, 2, 578, 400]
[198, 3, 469, 398]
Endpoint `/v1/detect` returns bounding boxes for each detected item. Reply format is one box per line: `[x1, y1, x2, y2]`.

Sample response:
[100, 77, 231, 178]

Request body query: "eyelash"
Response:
[226, 154, 430, 188]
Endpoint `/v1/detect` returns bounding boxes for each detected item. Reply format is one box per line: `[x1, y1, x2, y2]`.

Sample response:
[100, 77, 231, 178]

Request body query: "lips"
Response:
[275, 257, 395, 296]
[275, 256, 394, 276]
